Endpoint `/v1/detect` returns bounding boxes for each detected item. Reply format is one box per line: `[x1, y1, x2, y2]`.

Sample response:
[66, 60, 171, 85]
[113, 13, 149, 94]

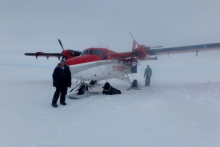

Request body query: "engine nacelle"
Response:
[62, 50, 81, 60]
[136, 45, 149, 60]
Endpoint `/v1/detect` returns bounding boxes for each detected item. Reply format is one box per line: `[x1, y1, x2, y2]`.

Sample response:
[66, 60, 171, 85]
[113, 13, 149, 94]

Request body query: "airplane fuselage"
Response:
[65, 48, 134, 82]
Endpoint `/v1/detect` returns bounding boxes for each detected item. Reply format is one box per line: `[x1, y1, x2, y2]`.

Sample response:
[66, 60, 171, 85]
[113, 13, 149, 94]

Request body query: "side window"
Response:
[102, 51, 107, 59]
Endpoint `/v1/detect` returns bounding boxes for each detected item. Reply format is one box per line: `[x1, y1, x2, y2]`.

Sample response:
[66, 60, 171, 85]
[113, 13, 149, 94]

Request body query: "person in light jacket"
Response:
[144, 65, 152, 87]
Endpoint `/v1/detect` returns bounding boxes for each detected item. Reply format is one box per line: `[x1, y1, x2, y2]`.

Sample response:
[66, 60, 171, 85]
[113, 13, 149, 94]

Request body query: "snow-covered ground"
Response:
[0, 52, 220, 147]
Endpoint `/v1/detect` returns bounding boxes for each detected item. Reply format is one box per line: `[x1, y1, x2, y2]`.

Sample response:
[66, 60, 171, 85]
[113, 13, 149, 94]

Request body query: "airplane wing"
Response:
[25, 52, 63, 59]
[148, 42, 220, 56]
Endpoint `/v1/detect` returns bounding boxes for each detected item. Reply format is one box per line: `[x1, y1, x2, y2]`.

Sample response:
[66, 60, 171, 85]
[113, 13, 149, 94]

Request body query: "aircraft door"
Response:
[102, 51, 107, 59]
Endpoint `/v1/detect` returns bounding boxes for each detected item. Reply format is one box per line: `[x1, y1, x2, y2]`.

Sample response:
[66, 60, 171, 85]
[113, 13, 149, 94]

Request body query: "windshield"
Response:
[81, 49, 102, 56]
[89, 50, 101, 56]
[81, 50, 89, 55]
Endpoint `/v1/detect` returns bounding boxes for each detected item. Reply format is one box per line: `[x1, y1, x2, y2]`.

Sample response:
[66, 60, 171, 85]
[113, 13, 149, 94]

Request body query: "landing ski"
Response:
[67, 91, 101, 99]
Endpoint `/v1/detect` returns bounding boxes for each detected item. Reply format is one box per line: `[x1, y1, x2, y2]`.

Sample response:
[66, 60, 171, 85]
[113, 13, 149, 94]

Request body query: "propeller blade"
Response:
[129, 32, 139, 46]
[58, 39, 64, 50]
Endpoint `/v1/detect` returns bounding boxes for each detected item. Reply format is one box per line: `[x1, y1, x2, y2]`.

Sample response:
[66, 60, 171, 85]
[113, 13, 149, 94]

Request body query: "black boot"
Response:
[60, 102, 66, 105]
[52, 103, 58, 107]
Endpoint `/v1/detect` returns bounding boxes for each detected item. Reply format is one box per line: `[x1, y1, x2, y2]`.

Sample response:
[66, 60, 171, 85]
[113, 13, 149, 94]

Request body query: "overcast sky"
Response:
[1, 0, 220, 55]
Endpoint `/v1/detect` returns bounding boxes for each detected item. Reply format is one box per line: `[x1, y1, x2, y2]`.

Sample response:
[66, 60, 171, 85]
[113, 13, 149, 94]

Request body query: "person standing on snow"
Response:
[144, 65, 152, 87]
[52, 60, 71, 107]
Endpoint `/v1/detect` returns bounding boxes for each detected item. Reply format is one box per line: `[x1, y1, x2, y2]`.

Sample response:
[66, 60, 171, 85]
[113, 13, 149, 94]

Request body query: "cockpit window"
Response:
[81, 50, 89, 55]
[89, 50, 102, 56]
[81, 49, 102, 56]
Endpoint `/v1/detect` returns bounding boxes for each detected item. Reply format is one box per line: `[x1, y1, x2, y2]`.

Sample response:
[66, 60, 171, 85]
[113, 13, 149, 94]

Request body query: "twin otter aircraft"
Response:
[25, 38, 220, 86]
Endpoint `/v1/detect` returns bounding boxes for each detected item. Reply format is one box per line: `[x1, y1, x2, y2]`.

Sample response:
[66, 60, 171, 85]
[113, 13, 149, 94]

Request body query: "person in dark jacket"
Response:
[102, 82, 121, 95]
[144, 65, 152, 86]
[52, 60, 71, 107]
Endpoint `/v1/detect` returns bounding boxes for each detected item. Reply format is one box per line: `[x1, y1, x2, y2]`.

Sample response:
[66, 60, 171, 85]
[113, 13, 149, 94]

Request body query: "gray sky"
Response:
[1, 0, 220, 55]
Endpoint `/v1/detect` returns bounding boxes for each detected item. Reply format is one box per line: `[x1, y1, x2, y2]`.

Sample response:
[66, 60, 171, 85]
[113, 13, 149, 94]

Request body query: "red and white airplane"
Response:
[25, 38, 220, 84]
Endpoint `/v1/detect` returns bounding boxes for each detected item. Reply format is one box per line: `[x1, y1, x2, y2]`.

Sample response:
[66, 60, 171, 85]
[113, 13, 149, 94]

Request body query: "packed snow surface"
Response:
[0, 52, 220, 147]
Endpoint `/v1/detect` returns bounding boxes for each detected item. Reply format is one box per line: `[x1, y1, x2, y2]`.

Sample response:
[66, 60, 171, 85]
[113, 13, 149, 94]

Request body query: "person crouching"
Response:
[102, 82, 121, 95]
[52, 60, 71, 107]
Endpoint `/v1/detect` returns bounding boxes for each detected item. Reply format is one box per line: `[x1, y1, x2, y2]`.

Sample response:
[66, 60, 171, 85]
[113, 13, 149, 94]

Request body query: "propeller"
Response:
[58, 39, 64, 51]
[129, 33, 162, 59]
[58, 39, 65, 60]
[129, 32, 140, 58]
[57, 39, 82, 60]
